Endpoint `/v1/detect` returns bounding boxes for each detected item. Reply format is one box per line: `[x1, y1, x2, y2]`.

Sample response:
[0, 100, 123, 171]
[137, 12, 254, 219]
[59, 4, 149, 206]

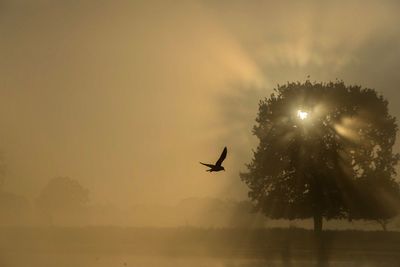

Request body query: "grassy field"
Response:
[1, 227, 400, 266]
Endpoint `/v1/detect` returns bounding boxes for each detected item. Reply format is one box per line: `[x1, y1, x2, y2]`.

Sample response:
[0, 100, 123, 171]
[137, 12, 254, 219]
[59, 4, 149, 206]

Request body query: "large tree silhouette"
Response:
[241, 81, 400, 232]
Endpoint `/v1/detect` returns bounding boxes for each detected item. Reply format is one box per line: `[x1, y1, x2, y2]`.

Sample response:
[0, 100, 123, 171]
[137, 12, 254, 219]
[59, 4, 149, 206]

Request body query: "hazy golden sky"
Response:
[1, 0, 400, 207]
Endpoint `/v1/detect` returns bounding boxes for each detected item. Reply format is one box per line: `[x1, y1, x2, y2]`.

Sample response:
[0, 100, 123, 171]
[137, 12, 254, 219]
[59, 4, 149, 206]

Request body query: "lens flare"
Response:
[297, 110, 308, 120]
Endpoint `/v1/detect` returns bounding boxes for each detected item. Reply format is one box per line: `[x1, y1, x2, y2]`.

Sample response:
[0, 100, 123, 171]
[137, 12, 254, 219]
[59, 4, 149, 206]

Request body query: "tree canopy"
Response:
[36, 176, 89, 225]
[241, 81, 400, 232]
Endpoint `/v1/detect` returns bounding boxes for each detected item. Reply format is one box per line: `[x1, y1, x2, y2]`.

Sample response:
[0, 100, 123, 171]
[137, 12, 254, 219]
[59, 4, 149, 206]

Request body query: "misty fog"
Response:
[1, 0, 400, 214]
[2, 1, 400, 266]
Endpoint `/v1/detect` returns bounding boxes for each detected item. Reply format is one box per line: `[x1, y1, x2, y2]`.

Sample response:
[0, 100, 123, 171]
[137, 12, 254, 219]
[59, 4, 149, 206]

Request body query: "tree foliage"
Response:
[36, 176, 89, 224]
[0, 154, 5, 190]
[0, 191, 30, 225]
[241, 81, 400, 231]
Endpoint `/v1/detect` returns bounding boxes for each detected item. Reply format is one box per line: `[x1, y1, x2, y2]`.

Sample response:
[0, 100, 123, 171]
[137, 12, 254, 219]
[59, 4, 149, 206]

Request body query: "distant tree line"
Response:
[0, 175, 89, 226]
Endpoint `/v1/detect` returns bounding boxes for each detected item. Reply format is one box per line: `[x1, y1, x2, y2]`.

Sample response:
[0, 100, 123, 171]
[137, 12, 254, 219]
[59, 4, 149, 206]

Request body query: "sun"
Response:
[297, 110, 309, 120]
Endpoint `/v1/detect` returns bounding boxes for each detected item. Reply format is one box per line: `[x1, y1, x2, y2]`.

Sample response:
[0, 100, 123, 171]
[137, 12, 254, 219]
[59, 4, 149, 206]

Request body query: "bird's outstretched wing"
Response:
[215, 147, 227, 166]
[200, 162, 215, 168]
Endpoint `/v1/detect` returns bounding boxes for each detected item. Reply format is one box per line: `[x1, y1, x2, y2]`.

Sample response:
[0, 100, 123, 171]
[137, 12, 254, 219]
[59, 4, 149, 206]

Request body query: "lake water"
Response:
[1, 252, 398, 267]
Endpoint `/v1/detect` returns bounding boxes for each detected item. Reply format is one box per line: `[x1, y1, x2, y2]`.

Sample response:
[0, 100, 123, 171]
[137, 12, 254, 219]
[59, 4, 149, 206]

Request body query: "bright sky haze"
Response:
[1, 0, 400, 208]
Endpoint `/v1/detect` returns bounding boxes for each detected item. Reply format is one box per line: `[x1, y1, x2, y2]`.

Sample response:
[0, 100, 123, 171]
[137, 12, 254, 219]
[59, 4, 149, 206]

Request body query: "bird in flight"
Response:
[200, 147, 227, 172]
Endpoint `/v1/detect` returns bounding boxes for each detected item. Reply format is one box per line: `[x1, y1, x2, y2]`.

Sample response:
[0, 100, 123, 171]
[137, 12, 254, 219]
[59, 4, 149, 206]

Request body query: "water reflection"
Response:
[1, 253, 399, 267]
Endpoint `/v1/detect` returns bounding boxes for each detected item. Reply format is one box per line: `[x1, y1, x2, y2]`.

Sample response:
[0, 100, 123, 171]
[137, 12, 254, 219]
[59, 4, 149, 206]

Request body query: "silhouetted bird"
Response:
[200, 147, 227, 172]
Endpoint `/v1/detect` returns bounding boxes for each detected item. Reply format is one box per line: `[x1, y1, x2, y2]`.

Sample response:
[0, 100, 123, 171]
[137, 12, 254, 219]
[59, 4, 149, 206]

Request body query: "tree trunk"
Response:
[313, 213, 323, 233]
[310, 172, 323, 234]
[377, 219, 388, 231]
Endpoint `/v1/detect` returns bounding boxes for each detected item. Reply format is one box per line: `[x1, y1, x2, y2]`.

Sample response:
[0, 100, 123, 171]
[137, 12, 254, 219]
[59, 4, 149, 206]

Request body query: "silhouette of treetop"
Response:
[241, 81, 400, 232]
